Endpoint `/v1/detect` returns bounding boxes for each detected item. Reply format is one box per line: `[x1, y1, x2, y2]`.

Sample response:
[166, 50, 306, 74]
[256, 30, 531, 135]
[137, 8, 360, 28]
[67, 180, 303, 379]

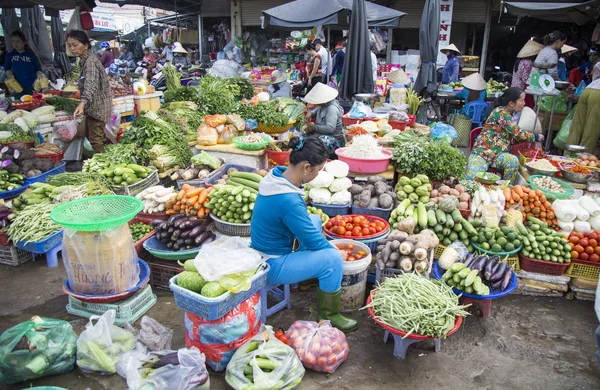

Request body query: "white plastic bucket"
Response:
[330, 239, 372, 312]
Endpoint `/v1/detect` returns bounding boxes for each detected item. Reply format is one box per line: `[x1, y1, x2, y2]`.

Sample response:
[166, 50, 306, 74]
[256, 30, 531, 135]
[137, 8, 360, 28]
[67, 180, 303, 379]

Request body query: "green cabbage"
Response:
[177, 271, 206, 293]
[201, 282, 227, 297]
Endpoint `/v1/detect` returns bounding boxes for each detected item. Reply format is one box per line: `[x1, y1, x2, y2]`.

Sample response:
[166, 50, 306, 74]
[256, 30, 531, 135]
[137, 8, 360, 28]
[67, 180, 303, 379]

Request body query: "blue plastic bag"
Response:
[431, 123, 458, 144]
[575, 81, 586, 96]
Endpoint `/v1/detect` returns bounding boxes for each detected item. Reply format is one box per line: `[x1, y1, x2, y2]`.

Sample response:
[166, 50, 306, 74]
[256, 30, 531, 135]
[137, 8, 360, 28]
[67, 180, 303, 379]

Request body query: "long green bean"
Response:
[362, 273, 470, 338]
[7, 202, 61, 244]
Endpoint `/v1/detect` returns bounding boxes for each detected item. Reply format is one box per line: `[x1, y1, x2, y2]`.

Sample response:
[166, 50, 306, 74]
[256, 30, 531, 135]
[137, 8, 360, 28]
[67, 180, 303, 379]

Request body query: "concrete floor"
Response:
[1, 259, 600, 390]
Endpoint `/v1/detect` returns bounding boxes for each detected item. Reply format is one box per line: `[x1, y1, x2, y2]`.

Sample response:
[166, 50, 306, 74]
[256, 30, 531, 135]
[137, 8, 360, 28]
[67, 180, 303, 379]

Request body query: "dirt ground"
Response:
[1, 259, 600, 390]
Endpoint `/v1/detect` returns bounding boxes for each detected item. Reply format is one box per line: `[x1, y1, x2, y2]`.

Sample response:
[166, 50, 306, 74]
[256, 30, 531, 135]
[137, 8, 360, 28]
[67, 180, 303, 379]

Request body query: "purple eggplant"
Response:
[173, 217, 189, 229]
[484, 257, 499, 281]
[187, 224, 208, 239]
[501, 268, 513, 291]
[473, 256, 488, 271]
[151, 219, 164, 228]
[464, 255, 478, 268]
[462, 253, 473, 265]
[180, 230, 192, 239]
[167, 214, 185, 227]
[194, 231, 215, 247]
[489, 262, 507, 283]
[492, 279, 503, 289]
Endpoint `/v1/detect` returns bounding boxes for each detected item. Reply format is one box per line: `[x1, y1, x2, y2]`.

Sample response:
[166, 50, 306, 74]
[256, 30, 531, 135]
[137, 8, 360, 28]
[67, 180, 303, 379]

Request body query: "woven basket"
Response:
[255, 120, 295, 135]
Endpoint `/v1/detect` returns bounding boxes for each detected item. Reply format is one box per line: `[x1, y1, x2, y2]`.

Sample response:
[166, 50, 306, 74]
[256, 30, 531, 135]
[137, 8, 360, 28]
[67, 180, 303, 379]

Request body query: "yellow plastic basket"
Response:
[434, 245, 520, 272]
[566, 261, 600, 281]
[255, 120, 296, 135]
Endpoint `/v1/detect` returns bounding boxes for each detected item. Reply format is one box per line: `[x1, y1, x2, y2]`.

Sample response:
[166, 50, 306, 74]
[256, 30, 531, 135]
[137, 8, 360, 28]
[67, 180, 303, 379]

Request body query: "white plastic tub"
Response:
[330, 239, 372, 312]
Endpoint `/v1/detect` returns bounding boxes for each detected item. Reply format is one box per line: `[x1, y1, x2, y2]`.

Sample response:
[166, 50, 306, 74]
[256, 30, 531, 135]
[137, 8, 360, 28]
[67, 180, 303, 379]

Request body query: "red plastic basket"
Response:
[459, 208, 470, 219]
[267, 150, 290, 170]
[366, 291, 463, 340]
[0, 231, 10, 247]
[341, 116, 378, 127]
[407, 114, 416, 127]
[388, 120, 408, 131]
[136, 211, 169, 221]
[128, 217, 156, 255]
[323, 214, 390, 240]
[35, 151, 64, 162]
[519, 254, 570, 275]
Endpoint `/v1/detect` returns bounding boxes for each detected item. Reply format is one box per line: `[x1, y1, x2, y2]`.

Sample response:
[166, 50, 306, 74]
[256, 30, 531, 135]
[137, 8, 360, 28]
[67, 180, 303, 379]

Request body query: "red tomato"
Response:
[580, 252, 590, 261]
[330, 226, 338, 234]
[362, 228, 370, 235]
[337, 226, 346, 235]
[352, 227, 362, 236]
[369, 222, 376, 228]
[352, 217, 362, 225]
[346, 244, 354, 250]
[369, 227, 377, 234]
[589, 239, 598, 247]
[345, 223, 353, 230]
[326, 221, 333, 229]
[347, 256, 355, 261]
[360, 222, 369, 229]
[591, 254, 600, 262]
[375, 226, 383, 232]
[336, 244, 344, 249]
[586, 246, 595, 255]
[344, 230, 352, 236]
[580, 238, 590, 247]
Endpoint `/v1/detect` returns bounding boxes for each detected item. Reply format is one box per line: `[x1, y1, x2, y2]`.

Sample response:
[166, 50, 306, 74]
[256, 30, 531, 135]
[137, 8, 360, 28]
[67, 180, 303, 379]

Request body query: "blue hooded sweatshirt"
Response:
[250, 166, 331, 256]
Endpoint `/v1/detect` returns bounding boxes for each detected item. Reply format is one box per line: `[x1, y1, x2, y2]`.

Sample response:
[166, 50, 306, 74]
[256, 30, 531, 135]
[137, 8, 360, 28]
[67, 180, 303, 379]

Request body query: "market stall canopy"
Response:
[413, 0, 440, 95]
[0, 0, 95, 9]
[502, 0, 600, 24]
[340, 0, 373, 99]
[262, 0, 406, 28]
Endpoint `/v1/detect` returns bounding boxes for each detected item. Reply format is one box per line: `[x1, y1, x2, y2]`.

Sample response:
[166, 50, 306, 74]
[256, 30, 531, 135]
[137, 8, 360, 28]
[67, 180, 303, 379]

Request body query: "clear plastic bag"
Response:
[482, 204, 499, 227]
[62, 225, 139, 295]
[218, 124, 237, 144]
[196, 123, 218, 146]
[124, 316, 173, 351]
[225, 326, 305, 390]
[285, 320, 349, 373]
[0, 316, 77, 385]
[52, 119, 78, 142]
[194, 236, 263, 282]
[76, 310, 136, 375]
[431, 123, 458, 144]
[348, 101, 372, 118]
[448, 241, 469, 261]
[117, 347, 210, 390]
[185, 293, 262, 371]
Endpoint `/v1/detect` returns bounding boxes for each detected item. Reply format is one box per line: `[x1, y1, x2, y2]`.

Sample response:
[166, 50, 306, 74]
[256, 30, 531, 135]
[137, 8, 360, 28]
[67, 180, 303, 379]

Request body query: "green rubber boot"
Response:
[317, 288, 358, 333]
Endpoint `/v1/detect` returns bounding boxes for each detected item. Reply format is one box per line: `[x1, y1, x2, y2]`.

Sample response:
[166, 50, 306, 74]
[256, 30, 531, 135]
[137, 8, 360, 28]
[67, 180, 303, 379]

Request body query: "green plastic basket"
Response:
[471, 241, 523, 256]
[142, 236, 202, 261]
[232, 135, 270, 151]
[528, 174, 574, 200]
[50, 195, 143, 231]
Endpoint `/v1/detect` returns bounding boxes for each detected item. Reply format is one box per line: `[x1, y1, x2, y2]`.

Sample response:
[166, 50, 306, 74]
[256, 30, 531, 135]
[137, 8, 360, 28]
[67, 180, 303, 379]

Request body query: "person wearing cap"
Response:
[313, 39, 330, 84]
[268, 70, 292, 99]
[512, 40, 544, 108]
[558, 44, 577, 81]
[118, 44, 134, 68]
[441, 44, 461, 84]
[466, 87, 543, 184]
[531, 30, 566, 80]
[250, 135, 358, 333]
[304, 82, 344, 155]
[566, 77, 600, 154]
[455, 73, 487, 113]
[100, 41, 114, 69]
[172, 43, 191, 68]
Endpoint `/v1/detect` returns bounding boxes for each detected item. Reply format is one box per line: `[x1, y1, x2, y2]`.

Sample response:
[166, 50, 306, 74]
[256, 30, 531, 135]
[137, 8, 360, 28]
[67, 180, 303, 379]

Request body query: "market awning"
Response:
[502, 0, 600, 24]
[0, 0, 95, 10]
[262, 0, 406, 28]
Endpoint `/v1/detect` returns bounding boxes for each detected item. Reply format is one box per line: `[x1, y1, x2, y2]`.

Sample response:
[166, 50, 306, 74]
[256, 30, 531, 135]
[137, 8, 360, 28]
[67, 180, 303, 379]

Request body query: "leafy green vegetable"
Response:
[45, 96, 79, 113]
[162, 63, 181, 92]
[177, 271, 206, 293]
[235, 101, 289, 127]
[191, 151, 222, 170]
[200, 281, 227, 297]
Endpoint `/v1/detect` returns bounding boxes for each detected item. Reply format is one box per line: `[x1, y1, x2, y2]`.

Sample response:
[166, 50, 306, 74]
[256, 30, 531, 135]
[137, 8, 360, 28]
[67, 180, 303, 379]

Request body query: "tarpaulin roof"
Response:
[503, 0, 600, 23]
[1, 0, 95, 10]
[262, 0, 406, 28]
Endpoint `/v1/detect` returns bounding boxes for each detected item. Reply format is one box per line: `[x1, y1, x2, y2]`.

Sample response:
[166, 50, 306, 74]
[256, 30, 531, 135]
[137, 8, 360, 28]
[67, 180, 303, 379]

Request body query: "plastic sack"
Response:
[207, 59, 245, 78]
[482, 204, 499, 227]
[227, 114, 246, 131]
[0, 316, 77, 385]
[33, 72, 49, 92]
[62, 225, 140, 295]
[285, 320, 349, 373]
[52, 119, 78, 142]
[196, 123, 218, 146]
[575, 81, 586, 96]
[124, 316, 173, 351]
[245, 119, 258, 131]
[117, 347, 209, 390]
[76, 310, 136, 375]
[431, 123, 458, 144]
[185, 292, 262, 371]
[348, 101, 372, 119]
[448, 240, 469, 262]
[5, 71, 23, 93]
[218, 124, 238, 144]
[541, 92, 567, 113]
[205, 114, 227, 128]
[225, 326, 305, 390]
[553, 108, 575, 149]
[194, 236, 263, 282]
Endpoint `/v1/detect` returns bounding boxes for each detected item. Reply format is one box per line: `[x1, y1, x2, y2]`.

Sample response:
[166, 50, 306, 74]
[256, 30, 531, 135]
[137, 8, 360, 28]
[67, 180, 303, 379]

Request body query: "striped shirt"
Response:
[78, 51, 111, 123]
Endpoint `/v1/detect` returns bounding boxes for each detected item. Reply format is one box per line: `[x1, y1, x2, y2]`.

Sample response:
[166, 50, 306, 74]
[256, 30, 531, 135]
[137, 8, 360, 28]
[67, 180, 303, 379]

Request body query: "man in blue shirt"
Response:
[331, 41, 346, 83]
[441, 43, 461, 84]
[3, 30, 42, 97]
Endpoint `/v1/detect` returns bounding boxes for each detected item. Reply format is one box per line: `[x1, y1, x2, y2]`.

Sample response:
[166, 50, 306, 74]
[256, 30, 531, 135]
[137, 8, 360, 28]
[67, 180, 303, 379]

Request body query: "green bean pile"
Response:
[7, 202, 61, 244]
[364, 273, 470, 338]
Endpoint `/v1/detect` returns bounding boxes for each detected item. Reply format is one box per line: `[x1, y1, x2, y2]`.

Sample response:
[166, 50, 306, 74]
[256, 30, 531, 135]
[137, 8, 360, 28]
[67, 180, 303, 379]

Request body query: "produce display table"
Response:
[194, 144, 267, 170]
[518, 166, 587, 193]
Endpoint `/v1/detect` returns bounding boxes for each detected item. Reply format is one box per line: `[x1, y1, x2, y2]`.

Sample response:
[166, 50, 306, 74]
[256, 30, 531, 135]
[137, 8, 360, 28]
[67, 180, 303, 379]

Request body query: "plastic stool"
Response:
[461, 296, 492, 317]
[30, 244, 62, 268]
[260, 284, 291, 324]
[383, 331, 441, 360]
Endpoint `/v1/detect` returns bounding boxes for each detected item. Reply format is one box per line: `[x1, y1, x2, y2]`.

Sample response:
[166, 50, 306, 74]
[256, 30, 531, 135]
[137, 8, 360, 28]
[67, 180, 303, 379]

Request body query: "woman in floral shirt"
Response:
[466, 88, 543, 184]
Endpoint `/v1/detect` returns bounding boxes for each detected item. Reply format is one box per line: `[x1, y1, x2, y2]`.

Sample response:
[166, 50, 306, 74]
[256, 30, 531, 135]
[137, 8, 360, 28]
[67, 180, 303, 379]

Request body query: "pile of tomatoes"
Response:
[324, 215, 388, 238]
[568, 231, 600, 262]
[335, 242, 369, 262]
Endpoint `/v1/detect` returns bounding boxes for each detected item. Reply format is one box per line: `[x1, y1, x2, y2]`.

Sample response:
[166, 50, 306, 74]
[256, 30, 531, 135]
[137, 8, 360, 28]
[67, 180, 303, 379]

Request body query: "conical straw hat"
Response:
[304, 82, 338, 105]
[461, 73, 486, 90]
[440, 44, 461, 54]
[517, 40, 544, 58]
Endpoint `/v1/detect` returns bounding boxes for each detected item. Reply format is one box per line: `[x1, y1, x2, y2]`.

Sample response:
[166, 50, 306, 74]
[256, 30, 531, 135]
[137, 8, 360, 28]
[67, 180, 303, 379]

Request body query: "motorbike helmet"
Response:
[101, 41, 110, 49]
[108, 63, 119, 75]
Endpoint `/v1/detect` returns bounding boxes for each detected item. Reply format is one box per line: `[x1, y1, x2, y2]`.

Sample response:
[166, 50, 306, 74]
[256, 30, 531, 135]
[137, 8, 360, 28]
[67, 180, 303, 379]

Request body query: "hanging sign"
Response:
[437, 0, 454, 65]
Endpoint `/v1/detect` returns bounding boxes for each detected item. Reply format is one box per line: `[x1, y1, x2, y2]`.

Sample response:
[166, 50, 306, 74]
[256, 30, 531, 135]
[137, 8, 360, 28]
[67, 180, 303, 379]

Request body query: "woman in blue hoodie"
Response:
[250, 136, 357, 332]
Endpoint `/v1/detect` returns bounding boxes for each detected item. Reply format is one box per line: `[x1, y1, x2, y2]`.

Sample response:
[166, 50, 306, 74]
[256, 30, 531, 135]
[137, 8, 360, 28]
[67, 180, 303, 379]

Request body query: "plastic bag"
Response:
[5, 71, 23, 93]
[540, 91, 567, 113]
[76, 310, 136, 374]
[117, 347, 210, 390]
[33, 72, 49, 92]
[575, 81, 586, 96]
[185, 292, 262, 371]
[125, 316, 173, 351]
[205, 114, 227, 128]
[227, 114, 246, 131]
[285, 320, 349, 373]
[218, 124, 237, 144]
[196, 123, 218, 146]
[348, 101, 372, 119]
[245, 119, 258, 131]
[553, 108, 575, 150]
[225, 326, 305, 390]
[482, 204, 499, 227]
[0, 316, 77, 385]
[448, 240, 469, 262]
[62, 225, 139, 295]
[194, 236, 263, 282]
[52, 119, 78, 142]
[431, 123, 458, 144]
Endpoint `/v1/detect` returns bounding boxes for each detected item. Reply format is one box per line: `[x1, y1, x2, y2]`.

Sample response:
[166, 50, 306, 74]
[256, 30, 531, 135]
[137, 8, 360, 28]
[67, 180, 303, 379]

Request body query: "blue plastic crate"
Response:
[170, 263, 269, 320]
[351, 204, 394, 220]
[0, 184, 29, 200]
[205, 164, 256, 186]
[16, 229, 63, 254]
[310, 201, 351, 217]
[24, 162, 66, 184]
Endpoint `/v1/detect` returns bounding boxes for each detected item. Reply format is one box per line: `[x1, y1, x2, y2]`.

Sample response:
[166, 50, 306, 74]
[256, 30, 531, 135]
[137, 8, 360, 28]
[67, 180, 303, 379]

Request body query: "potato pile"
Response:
[575, 153, 599, 168]
[349, 176, 397, 210]
[430, 183, 471, 210]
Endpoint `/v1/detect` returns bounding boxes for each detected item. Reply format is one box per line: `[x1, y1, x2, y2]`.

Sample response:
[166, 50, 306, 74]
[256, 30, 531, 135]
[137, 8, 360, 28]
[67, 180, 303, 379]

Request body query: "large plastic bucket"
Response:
[267, 150, 290, 170]
[330, 239, 372, 312]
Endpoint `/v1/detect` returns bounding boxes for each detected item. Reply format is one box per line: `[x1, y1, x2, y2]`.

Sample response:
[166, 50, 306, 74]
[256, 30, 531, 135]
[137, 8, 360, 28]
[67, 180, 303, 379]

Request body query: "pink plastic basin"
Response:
[335, 148, 392, 174]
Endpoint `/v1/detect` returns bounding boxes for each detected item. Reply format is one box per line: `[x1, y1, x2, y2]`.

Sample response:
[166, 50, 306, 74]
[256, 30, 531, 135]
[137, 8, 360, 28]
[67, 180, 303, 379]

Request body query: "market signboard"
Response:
[437, 0, 454, 66]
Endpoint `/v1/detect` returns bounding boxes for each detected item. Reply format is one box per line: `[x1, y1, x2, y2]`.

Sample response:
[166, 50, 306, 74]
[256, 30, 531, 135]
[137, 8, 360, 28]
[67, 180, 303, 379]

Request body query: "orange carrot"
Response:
[504, 188, 512, 202]
[186, 188, 203, 198]
[181, 184, 193, 192]
[514, 185, 524, 197]
[197, 188, 209, 205]
[197, 207, 205, 217]
[176, 189, 186, 201]
[187, 195, 199, 206]
[166, 209, 177, 215]
[206, 187, 214, 194]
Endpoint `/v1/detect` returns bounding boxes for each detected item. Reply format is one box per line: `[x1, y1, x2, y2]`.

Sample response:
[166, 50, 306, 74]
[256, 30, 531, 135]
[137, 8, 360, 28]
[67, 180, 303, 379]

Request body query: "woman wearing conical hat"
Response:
[511, 40, 544, 108]
[441, 44, 461, 84]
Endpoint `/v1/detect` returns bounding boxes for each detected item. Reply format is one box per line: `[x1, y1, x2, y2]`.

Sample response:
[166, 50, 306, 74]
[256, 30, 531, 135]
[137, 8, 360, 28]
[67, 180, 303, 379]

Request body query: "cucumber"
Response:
[417, 203, 427, 228]
[435, 209, 447, 225]
[461, 219, 478, 235]
[450, 209, 462, 222]
[445, 213, 454, 228]
[427, 210, 438, 227]
[470, 219, 482, 227]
